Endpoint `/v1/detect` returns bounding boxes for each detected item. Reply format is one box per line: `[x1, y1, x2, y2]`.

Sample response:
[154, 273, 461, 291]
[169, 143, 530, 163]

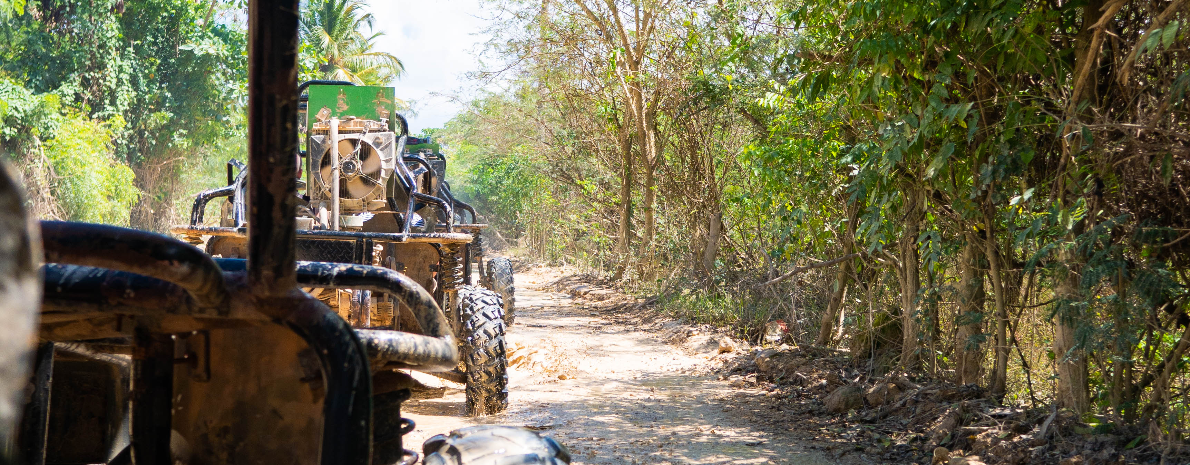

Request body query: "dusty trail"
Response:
[403, 267, 852, 465]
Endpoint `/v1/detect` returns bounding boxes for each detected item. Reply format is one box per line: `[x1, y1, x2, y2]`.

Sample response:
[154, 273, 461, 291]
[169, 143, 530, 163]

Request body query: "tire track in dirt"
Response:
[403, 266, 856, 465]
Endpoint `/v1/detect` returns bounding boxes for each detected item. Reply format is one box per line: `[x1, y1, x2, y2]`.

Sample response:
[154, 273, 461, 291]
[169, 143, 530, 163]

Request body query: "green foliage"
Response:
[460, 146, 546, 235]
[0, 77, 61, 143]
[0, 0, 251, 229]
[471, 0, 1190, 433]
[301, 0, 403, 86]
[43, 117, 139, 224]
[0, 77, 139, 224]
[0, 0, 24, 19]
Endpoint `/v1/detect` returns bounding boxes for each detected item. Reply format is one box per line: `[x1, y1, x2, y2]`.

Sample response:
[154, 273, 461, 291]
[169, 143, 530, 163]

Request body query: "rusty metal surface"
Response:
[247, 0, 300, 297]
[37, 317, 129, 342]
[403, 154, 433, 183]
[437, 243, 464, 327]
[38, 264, 273, 342]
[53, 343, 130, 367]
[171, 323, 323, 465]
[38, 238, 371, 465]
[20, 1, 416, 463]
[371, 388, 413, 465]
[131, 330, 173, 465]
[166, 290, 373, 465]
[172, 225, 474, 244]
[41, 221, 230, 312]
[207, 235, 248, 259]
[293, 262, 454, 342]
[386, 243, 440, 333]
[43, 358, 126, 464]
[280, 295, 373, 465]
[356, 329, 457, 371]
[19, 342, 52, 465]
[215, 258, 458, 371]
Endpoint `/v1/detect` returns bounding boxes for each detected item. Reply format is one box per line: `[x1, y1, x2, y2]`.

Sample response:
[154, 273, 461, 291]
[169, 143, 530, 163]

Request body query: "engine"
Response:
[302, 85, 404, 230]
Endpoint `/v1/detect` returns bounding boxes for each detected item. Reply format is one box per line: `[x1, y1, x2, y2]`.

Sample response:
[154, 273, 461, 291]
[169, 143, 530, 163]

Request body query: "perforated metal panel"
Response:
[295, 238, 374, 265]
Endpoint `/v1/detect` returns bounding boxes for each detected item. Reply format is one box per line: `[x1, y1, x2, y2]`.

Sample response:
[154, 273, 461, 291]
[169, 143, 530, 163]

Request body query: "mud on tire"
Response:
[458, 285, 508, 415]
[483, 257, 515, 326]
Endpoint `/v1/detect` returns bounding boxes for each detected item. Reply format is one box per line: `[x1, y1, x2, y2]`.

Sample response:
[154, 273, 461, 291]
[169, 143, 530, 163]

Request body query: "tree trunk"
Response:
[983, 232, 1010, 399]
[816, 260, 852, 346]
[816, 201, 859, 346]
[955, 236, 985, 385]
[1054, 247, 1089, 413]
[1049, 0, 1104, 413]
[637, 105, 660, 256]
[899, 186, 925, 368]
[610, 120, 634, 281]
[700, 209, 722, 273]
[640, 159, 656, 252]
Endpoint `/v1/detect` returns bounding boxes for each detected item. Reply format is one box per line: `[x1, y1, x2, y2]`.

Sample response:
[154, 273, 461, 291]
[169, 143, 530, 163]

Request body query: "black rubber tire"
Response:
[457, 286, 508, 415]
[484, 257, 516, 326]
[422, 425, 570, 465]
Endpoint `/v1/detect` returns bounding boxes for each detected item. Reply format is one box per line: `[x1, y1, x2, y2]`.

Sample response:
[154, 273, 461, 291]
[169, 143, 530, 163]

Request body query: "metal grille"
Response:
[295, 238, 374, 264]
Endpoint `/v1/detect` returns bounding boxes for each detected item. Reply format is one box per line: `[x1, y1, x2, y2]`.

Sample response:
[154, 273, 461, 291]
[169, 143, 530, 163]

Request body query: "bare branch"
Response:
[756, 253, 861, 288]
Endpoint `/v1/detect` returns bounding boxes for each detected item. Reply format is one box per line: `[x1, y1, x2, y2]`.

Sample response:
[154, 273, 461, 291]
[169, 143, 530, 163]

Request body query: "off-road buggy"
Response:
[171, 81, 515, 416]
[0, 1, 562, 464]
[402, 135, 516, 327]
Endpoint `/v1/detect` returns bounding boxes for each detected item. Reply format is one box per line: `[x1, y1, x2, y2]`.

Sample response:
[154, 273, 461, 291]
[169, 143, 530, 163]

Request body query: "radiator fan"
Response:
[306, 129, 396, 211]
[319, 139, 384, 199]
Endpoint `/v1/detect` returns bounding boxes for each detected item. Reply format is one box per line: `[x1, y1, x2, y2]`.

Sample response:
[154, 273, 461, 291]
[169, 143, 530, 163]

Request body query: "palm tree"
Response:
[301, 0, 404, 86]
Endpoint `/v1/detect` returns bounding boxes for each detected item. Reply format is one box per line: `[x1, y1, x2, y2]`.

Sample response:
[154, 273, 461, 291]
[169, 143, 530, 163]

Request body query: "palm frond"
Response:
[300, 0, 403, 86]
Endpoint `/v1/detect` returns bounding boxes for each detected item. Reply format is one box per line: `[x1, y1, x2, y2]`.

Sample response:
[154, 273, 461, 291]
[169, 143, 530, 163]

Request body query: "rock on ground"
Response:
[824, 384, 863, 413]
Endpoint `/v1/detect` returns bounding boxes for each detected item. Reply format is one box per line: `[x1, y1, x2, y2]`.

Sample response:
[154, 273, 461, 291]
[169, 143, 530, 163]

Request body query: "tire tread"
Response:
[458, 286, 508, 415]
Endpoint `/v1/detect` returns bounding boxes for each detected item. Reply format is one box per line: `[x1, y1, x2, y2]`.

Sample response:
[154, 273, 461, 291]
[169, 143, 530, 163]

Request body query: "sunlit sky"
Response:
[369, 0, 492, 134]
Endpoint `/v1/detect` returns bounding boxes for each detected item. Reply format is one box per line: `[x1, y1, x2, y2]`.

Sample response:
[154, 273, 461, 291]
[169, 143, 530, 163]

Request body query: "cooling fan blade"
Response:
[319, 139, 384, 200]
[316, 140, 356, 196]
[343, 140, 382, 199]
[319, 153, 335, 196]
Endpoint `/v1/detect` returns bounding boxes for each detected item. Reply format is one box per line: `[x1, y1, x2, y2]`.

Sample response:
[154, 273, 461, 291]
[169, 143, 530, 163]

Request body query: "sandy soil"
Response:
[402, 266, 862, 465]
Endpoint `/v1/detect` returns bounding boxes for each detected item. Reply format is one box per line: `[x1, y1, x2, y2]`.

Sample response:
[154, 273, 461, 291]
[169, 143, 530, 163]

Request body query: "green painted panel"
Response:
[306, 85, 397, 128]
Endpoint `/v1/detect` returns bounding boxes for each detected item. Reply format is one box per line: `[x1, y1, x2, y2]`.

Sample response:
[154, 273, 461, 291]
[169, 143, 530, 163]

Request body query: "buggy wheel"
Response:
[484, 257, 515, 326]
[458, 286, 508, 415]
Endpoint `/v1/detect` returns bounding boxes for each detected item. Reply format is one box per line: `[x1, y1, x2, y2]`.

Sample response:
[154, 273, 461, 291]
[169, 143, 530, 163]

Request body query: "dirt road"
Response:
[403, 267, 855, 465]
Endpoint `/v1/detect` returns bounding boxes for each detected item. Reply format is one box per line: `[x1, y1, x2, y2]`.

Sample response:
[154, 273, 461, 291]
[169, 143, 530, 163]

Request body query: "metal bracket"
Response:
[175, 331, 211, 382]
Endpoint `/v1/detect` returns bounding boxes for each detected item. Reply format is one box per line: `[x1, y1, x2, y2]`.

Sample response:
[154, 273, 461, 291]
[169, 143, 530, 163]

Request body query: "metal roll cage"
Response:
[18, 2, 456, 464]
[37, 220, 460, 465]
[185, 84, 454, 237]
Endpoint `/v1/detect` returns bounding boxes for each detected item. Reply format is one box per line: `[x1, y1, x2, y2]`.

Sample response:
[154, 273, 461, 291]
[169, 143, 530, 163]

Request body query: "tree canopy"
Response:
[445, 0, 1190, 443]
[301, 0, 404, 85]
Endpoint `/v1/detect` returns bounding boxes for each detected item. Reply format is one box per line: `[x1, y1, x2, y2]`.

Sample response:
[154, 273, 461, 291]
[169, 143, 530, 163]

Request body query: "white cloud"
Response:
[369, 0, 491, 134]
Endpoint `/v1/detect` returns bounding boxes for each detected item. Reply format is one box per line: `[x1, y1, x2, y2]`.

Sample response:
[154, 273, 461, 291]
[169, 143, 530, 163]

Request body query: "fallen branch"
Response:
[756, 253, 861, 288]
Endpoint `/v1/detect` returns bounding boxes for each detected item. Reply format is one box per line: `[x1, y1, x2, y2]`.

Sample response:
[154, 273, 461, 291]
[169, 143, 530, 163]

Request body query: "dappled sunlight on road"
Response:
[403, 266, 851, 465]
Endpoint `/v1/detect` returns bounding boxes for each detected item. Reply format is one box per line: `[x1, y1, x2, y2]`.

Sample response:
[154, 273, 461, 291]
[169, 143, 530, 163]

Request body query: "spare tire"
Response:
[483, 257, 515, 326]
[457, 286, 508, 415]
[423, 425, 570, 465]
